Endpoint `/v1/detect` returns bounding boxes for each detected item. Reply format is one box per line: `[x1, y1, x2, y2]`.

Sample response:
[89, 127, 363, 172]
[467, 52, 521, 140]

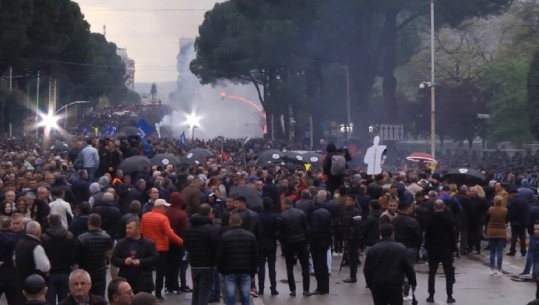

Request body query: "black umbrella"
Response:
[302, 152, 323, 165]
[281, 151, 306, 166]
[50, 141, 70, 151]
[118, 155, 151, 174]
[256, 149, 284, 165]
[444, 167, 485, 185]
[180, 148, 214, 165]
[117, 126, 140, 137]
[151, 153, 179, 167]
[229, 186, 263, 212]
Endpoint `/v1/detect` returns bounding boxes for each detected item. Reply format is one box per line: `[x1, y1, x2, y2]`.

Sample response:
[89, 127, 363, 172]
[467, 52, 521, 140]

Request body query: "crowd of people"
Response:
[1, 133, 539, 305]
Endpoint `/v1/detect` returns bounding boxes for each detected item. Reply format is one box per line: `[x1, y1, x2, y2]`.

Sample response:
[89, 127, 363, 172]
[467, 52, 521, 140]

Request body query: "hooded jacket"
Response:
[41, 226, 75, 274]
[183, 215, 220, 267]
[166, 192, 188, 236]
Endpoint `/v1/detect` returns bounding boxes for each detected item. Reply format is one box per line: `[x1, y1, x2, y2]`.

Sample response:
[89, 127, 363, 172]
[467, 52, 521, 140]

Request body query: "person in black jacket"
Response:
[68, 202, 90, 238]
[364, 223, 417, 305]
[322, 143, 351, 196]
[15, 221, 51, 300]
[309, 195, 332, 295]
[278, 197, 311, 296]
[342, 193, 362, 283]
[507, 190, 530, 256]
[358, 200, 382, 252]
[391, 202, 422, 301]
[0, 215, 23, 305]
[75, 214, 113, 298]
[183, 204, 220, 305]
[41, 213, 76, 305]
[58, 269, 108, 305]
[425, 200, 457, 304]
[218, 213, 258, 305]
[111, 218, 158, 294]
[92, 193, 122, 240]
[257, 198, 279, 296]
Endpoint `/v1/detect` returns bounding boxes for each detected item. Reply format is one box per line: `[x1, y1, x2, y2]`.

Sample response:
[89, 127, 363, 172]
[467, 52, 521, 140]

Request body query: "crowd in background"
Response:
[1, 131, 539, 305]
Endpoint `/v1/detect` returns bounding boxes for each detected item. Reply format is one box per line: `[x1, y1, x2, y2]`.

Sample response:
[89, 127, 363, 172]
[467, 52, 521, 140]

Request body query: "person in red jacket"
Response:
[165, 192, 190, 294]
[140, 199, 183, 301]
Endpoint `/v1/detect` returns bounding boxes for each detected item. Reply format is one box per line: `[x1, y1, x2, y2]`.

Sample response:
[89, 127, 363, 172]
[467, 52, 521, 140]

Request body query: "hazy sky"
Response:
[74, 0, 224, 83]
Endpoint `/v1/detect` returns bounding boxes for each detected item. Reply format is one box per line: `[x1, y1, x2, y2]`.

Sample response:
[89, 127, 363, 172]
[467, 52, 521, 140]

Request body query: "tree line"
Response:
[0, 0, 140, 134]
[191, 0, 539, 146]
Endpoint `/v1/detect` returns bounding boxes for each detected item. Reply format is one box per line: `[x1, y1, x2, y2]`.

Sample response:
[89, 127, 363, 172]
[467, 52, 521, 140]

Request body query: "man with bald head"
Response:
[14, 221, 51, 299]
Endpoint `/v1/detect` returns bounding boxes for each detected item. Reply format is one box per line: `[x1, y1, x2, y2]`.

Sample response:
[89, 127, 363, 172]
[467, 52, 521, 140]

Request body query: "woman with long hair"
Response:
[0, 200, 13, 217]
[486, 195, 508, 276]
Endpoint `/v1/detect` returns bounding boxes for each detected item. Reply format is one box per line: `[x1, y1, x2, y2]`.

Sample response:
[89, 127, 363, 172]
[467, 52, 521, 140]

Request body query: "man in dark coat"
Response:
[0, 215, 22, 305]
[92, 193, 122, 240]
[278, 198, 311, 296]
[309, 195, 332, 295]
[14, 221, 51, 298]
[257, 198, 279, 296]
[425, 200, 457, 304]
[218, 213, 258, 305]
[41, 213, 76, 305]
[342, 193, 362, 283]
[165, 192, 189, 294]
[364, 223, 417, 305]
[358, 200, 382, 252]
[508, 190, 530, 256]
[322, 142, 350, 195]
[75, 214, 113, 298]
[58, 269, 107, 305]
[183, 204, 220, 305]
[111, 218, 158, 294]
[391, 202, 422, 301]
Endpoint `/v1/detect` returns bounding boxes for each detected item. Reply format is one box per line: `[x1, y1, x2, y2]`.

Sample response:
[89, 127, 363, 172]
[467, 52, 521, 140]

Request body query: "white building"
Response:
[117, 48, 135, 90]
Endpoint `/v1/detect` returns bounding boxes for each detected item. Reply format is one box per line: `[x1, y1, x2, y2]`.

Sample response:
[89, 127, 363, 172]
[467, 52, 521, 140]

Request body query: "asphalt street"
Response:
[157, 245, 537, 305]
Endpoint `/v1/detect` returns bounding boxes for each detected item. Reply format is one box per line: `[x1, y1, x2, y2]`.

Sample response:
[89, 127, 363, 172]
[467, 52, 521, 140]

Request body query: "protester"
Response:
[425, 200, 457, 303]
[486, 195, 508, 276]
[107, 277, 134, 305]
[364, 223, 417, 305]
[58, 269, 107, 305]
[22, 274, 48, 305]
[41, 213, 75, 305]
[140, 199, 183, 301]
[75, 214, 113, 298]
[112, 218, 158, 294]
[217, 213, 258, 305]
[278, 198, 311, 296]
[183, 204, 220, 305]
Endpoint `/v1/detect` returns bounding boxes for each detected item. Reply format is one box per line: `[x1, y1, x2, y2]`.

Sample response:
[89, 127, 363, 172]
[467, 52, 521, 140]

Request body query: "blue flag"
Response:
[179, 131, 186, 147]
[137, 119, 154, 139]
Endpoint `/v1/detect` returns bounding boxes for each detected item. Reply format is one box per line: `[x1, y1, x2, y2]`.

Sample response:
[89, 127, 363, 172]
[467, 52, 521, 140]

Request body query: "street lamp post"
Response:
[430, 0, 436, 159]
[55, 100, 90, 131]
[191, 125, 198, 140]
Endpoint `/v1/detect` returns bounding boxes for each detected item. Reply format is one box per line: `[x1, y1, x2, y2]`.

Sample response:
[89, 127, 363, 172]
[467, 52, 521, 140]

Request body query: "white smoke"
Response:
[161, 39, 265, 139]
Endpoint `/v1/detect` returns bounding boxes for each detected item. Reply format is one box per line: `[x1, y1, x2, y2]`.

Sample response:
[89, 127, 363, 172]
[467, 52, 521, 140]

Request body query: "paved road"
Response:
[159, 245, 537, 305]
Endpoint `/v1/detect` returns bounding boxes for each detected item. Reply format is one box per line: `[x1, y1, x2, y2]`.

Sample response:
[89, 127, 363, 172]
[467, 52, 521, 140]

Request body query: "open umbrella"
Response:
[50, 141, 70, 151]
[180, 148, 214, 165]
[302, 152, 323, 165]
[444, 167, 485, 185]
[229, 186, 263, 212]
[151, 153, 179, 167]
[406, 152, 436, 163]
[256, 149, 284, 165]
[118, 155, 151, 174]
[117, 126, 140, 137]
[281, 151, 306, 166]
